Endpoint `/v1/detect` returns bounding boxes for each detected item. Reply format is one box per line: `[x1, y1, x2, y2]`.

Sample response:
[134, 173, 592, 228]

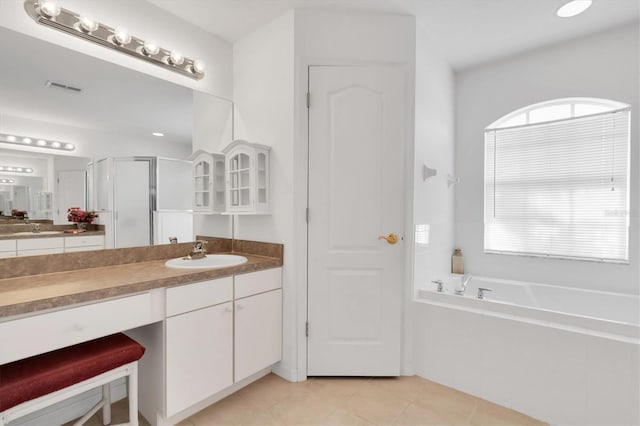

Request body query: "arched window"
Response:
[484, 98, 631, 262]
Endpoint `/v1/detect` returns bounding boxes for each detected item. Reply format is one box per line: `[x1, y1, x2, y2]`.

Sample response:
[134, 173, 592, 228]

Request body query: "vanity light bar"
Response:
[0, 179, 16, 184]
[0, 166, 34, 173]
[0, 133, 75, 152]
[24, 0, 205, 80]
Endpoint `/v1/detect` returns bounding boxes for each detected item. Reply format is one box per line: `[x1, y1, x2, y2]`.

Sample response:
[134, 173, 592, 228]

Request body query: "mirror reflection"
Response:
[0, 26, 233, 255]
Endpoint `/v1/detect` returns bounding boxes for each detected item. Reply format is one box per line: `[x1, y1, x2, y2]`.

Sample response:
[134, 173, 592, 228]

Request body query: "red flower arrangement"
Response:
[67, 207, 98, 224]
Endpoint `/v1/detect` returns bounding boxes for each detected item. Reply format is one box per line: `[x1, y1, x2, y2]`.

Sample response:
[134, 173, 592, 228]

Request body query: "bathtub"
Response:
[413, 276, 640, 425]
[417, 275, 639, 341]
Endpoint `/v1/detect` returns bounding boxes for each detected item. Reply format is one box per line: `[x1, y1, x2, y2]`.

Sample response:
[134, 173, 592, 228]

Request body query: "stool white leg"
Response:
[128, 363, 139, 426]
[102, 384, 111, 425]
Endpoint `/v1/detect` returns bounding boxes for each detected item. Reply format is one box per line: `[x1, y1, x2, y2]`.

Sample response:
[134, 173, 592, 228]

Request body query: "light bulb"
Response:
[51, 141, 61, 148]
[26, 168, 33, 173]
[0, 167, 4, 171]
[36, 139, 47, 146]
[39, 0, 61, 18]
[556, 0, 592, 17]
[6, 135, 16, 142]
[78, 16, 99, 33]
[7, 167, 14, 171]
[191, 59, 205, 74]
[142, 40, 160, 56]
[168, 51, 184, 66]
[65, 143, 75, 150]
[23, 137, 32, 144]
[15, 168, 23, 172]
[113, 27, 131, 46]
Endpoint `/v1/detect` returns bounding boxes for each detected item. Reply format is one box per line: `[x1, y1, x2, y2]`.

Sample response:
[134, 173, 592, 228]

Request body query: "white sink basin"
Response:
[13, 231, 64, 235]
[165, 254, 248, 269]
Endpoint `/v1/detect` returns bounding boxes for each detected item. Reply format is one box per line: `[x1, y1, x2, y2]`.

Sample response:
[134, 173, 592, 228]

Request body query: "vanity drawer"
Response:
[16, 237, 64, 251]
[0, 292, 153, 365]
[166, 277, 233, 317]
[235, 268, 282, 299]
[65, 235, 105, 248]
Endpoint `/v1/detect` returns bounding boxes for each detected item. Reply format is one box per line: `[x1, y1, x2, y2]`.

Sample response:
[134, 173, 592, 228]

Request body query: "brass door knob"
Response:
[378, 233, 398, 244]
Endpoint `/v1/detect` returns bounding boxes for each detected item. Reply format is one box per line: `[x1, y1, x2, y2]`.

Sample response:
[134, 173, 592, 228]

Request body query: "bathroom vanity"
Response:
[0, 239, 283, 426]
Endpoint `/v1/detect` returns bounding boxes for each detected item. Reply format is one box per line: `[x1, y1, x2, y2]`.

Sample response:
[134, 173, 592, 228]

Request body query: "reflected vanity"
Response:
[0, 26, 234, 257]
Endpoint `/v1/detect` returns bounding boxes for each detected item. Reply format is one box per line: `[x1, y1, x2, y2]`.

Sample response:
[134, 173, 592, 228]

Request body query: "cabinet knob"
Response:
[236, 304, 244, 310]
[224, 306, 232, 313]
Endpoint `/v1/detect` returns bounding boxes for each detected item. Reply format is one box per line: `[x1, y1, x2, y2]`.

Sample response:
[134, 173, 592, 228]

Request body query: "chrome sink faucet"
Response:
[455, 274, 473, 295]
[186, 240, 207, 260]
[32, 223, 40, 233]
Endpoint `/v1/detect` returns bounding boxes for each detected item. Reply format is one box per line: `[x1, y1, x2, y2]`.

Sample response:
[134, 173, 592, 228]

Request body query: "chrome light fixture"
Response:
[0, 166, 34, 173]
[24, 0, 205, 80]
[0, 133, 75, 151]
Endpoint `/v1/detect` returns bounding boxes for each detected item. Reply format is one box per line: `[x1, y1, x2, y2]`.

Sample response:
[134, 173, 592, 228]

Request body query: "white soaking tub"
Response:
[417, 275, 639, 340]
[413, 275, 640, 425]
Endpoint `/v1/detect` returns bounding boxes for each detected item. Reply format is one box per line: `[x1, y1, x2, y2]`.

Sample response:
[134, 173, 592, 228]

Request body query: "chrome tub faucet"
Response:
[455, 274, 473, 295]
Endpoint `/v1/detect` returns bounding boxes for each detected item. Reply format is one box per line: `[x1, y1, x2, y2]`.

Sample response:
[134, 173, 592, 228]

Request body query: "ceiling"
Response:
[149, 0, 640, 70]
[0, 26, 193, 145]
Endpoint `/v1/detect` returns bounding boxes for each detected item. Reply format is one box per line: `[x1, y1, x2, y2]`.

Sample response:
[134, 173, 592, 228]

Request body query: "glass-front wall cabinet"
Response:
[191, 150, 225, 214]
[222, 140, 270, 214]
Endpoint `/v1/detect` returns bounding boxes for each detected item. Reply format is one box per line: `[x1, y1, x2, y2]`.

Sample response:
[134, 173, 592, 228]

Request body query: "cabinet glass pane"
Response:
[240, 188, 250, 206]
[239, 154, 250, 169]
[240, 170, 250, 188]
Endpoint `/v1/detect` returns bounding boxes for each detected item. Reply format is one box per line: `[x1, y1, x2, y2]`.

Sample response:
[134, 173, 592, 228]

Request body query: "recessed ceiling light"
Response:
[152, 132, 164, 137]
[557, 0, 592, 18]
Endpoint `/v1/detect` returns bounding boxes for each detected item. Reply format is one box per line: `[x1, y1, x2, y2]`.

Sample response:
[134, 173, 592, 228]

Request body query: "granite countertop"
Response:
[0, 252, 281, 318]
[0, 230, 105, 240]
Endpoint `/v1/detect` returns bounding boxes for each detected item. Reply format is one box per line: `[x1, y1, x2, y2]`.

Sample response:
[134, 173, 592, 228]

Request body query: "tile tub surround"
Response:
[0, 237, 283, 317]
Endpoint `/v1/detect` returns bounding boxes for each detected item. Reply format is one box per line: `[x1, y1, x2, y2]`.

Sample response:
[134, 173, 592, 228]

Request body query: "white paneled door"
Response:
[307, 66, 406, 376]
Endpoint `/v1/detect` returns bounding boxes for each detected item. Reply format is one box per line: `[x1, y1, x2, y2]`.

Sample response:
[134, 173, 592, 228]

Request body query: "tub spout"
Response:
[455, 275, 473, 295]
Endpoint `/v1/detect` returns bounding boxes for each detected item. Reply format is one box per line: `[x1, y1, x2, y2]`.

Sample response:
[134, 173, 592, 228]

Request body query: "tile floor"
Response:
[77, 373, 547, 425]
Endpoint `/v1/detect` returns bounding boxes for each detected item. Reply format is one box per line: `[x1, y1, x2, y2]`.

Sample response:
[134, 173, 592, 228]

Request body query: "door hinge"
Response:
[305, 321, 309, 337]
[306, 92, 310, 109]
[305, 207, 309, 223]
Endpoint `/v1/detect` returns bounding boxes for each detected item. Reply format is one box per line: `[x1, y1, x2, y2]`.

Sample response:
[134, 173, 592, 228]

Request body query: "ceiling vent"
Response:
[45, 80, 82, 93]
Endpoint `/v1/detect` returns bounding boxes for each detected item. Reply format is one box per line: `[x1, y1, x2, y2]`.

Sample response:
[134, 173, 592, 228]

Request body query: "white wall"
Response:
[0, 0, 232, 98]
[232, 9, 296, 379]
[413, 25, 456, 290]
[455, 24, 640, 295]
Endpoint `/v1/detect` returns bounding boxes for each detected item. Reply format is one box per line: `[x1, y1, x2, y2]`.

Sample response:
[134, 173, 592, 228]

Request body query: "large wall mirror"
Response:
[0, 26, 233, 256]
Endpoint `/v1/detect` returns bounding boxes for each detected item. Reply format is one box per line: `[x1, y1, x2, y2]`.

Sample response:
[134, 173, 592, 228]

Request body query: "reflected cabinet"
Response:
[190, 150, 226, 214]
[222, 140, 270, 215]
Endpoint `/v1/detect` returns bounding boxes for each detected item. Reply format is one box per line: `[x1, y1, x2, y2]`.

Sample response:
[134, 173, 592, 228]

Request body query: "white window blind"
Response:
[484, 108, 630, 263]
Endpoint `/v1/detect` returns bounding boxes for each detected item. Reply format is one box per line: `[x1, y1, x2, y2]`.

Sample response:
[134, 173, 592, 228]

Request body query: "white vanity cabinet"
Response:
[162, 268, 282, 421]
[17, 237, 64, 256]
[222, 140, 270, 214]
[64, 235, 105, 252]
[165, 277, 234, 417]
[190, 150, 226, 214]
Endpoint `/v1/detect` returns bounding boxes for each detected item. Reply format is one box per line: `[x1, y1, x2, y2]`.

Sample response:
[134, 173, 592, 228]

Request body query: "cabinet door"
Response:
[234, 289, 282, 382]
[193, 157, 212, 212]
[166, 302, 233, 417]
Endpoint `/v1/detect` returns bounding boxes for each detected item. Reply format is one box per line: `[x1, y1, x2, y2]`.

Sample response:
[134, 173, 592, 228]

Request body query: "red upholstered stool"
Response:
[0, 333, 145, 426]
